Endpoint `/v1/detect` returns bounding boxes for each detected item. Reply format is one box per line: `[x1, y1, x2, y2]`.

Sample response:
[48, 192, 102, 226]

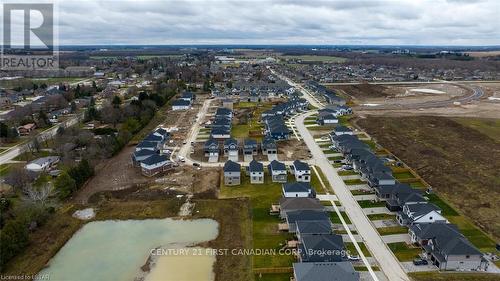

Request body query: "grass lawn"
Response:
[311, 166, 330, 193]
[377, 226, 408, 235]
[304, 120, 317, 125]
[254, 273, 291, 281]
[426, 194, 459, 216]
[361, 139, 378, 150]
[357, 200, 386, 208]
[387, 242, 421, 261]
[330, 211, 352, 224]
[307, 125, 332, 131]
[345, 242, 372, 257]
[13, 150, 53, 162]
[338, 170, 358, 176]
[409, 272, 500, 281]
[393, 171, 416, 180]
[319, 143, 331, 148]
[231, 124, 250, 138]
[343, 179, 365, 185]
[410, 181, 428, 189]
[351, 189, 375, 196]
[236, 102, 259, 108]
[220, 173, 295, 269]
[367, 213, 396, 221]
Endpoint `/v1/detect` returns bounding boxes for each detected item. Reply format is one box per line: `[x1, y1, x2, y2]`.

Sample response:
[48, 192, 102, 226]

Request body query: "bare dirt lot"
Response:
[357, 116, 500, 240]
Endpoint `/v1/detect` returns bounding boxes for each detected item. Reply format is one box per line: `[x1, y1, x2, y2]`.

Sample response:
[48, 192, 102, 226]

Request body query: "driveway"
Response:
[295, 111, 409, 281]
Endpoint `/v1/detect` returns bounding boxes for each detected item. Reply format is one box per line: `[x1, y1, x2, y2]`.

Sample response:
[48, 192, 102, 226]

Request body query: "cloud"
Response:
[49, 0, 500, 45]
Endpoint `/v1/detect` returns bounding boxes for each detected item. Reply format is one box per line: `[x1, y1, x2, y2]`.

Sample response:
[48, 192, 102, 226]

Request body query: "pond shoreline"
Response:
[2, 198, 252, 281]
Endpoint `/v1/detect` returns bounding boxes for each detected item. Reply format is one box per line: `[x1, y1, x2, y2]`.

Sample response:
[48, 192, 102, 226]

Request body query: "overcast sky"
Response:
[16, 0, 500, 45]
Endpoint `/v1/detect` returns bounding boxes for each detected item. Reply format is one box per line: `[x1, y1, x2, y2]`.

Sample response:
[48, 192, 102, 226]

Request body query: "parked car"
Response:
[341, 165, 353, 170]
[413, 258, 428, 266]
[178, 156, 185, 162]
[193, 162, 201, 167]
[348, 255, 360, 261]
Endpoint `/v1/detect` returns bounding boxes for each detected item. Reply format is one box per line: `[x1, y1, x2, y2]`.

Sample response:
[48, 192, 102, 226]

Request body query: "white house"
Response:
[268, 160, 287, 183]
[290, 160, 311, 182]
[282, 182, 315, 198]
[248, 160, 264, 184]
[332, 126, 353, 136]
[25, 156, 60, 172]
[397, 202, 448, 226]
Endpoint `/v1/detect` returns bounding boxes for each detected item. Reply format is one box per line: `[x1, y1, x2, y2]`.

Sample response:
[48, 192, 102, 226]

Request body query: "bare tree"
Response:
[22, 183, 54, 206]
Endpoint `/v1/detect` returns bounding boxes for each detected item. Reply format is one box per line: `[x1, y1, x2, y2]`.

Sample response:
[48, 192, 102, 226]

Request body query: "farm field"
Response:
[357, 116, 500, 243]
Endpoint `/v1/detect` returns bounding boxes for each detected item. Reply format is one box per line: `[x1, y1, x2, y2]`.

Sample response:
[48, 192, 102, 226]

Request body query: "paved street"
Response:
[295, 111, 410, 281]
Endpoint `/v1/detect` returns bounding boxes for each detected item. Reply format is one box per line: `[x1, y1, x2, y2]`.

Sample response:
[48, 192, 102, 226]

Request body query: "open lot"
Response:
[357, 116, 500, 243]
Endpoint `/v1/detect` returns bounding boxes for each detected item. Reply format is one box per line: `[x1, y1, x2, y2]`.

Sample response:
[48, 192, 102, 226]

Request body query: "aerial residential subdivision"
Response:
[0, 1, 499, 281]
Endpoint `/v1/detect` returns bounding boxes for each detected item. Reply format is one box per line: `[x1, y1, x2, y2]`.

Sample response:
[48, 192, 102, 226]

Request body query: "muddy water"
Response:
[39, 218, 218, 281]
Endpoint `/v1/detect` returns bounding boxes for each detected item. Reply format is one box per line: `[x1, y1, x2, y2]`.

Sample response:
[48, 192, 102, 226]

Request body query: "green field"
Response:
[220, 173, 295, 268]
[357, 200, 386, 208]
[453, 117, 500, 142]
[367, 213, 396, 221]
[345, 242, 372, 257]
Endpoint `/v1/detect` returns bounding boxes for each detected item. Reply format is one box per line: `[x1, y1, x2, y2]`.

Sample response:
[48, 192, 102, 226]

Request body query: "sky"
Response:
[6, 0, 500, 45]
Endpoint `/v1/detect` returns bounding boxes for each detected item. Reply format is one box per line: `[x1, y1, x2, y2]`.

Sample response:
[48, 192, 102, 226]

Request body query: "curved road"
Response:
[358, 84, 484, 110]
[295, 111, 409, 281]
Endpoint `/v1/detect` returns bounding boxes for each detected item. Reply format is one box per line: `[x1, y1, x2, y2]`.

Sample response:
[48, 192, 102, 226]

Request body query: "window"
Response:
[429, 217, 433, 220]
[465, 255, 470, 259]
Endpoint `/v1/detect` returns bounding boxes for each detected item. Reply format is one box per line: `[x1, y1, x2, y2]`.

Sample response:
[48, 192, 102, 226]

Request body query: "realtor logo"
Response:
[1, 2, 58, 70]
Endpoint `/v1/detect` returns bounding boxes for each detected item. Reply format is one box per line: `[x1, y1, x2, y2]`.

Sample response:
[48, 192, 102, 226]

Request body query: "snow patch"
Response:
[409, 88, 445, 94]
[73, 208, 95, 220]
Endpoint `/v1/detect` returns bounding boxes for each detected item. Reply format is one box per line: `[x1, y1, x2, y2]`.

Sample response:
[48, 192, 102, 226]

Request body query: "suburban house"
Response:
[132, 149, 156, 166]
[268, 160, 287, 183]
[223, 160, 241, 186]
[140, 154, 173, 177]
[296, 220, 332, 240]
[278, 197, 323, 219]
[298, 233, 347, 262]
[409, 223, 461, 246]
[290, 160, 311, 182]
[136, 140, 160, 152]
[180, 92, 195, 103]
[247, 160, 264, 184]
[223, 138, 239, 161]
[284, 210, 329, 233]
[204, 138, 220, 162]
[211, 116, 232, 129]
[243, 139, 258, 160]
[316, 111, 338, 125]
[397, 202, 448, 226]
[293, 262, 360, 281]
[332, 125, 353, 136]
[210, 127, 231, 139]
[263, 115, 290, 140]
[374, 183, 412, 200]
[422, 231, 485, 271]
[386, 187, 426, 211]
[25, 156, 60, 172]
[215, 107, 232, 119]
[282, 182, 315, 198]
[261, 137, 278, 158]
[171, 99, 191, 110]
[17, 123, 36, 135]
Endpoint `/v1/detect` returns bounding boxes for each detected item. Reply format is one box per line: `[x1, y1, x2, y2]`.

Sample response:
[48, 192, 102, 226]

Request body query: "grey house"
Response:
[247, 160, 264, 184]
[262, 137, 278, 160]
[422, 231, 485, 271]
[278, 197, 324, 219]
[223, 138, 239, 162]
[296, 220, 332, 240]
[290, 160, 311, 182]
[243, 139, 259, 155]
[204, 138, 220, 162]
[293, 262, 360, 281]
[268, 160, 287, 183]
[223, 160, 241, 186]
[298, 233, 347, 262]
[284, 210, 328, 233]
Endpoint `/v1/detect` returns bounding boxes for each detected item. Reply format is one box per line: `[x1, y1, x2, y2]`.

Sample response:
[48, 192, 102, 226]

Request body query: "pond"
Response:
[39, 218, 219, 281]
